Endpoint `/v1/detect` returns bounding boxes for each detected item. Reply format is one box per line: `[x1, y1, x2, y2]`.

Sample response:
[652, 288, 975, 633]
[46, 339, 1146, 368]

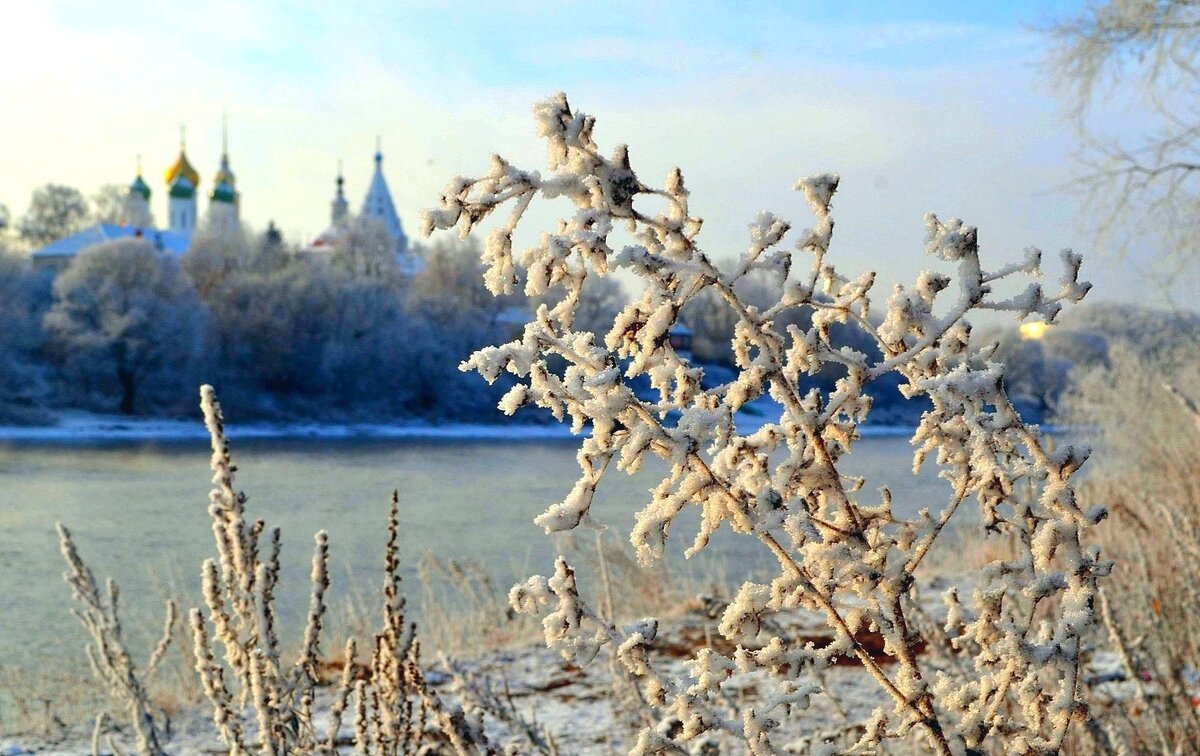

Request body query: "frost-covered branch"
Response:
[424, 92, 1108, 753]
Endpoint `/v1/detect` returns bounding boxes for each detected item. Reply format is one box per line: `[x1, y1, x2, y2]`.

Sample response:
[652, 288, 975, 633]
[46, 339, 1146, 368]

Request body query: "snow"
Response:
[419, 91, 1106, 752]
[4, 574, 1161, 755]
[29, 224, 190, 261]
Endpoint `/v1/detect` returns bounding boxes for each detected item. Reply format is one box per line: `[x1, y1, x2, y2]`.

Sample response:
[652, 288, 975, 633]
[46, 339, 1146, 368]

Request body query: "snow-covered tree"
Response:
[90, 184, 127, 225]
[0, 251, 50, 410]
[44, 239, 202, 414]
[410, 236, 524, 322]
[183, 226, 254, 298]
[19, 183, 89, 246]
[424, 93, 1104, 753]
[335, 215, 399, 279]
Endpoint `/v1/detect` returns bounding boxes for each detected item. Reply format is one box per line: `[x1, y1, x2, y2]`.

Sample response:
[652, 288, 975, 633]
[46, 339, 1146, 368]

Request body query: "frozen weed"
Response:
[424, 93, 1107, 753]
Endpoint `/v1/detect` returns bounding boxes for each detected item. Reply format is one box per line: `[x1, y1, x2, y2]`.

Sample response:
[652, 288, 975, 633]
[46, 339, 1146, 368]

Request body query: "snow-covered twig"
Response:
[425, 92, 1109, 753]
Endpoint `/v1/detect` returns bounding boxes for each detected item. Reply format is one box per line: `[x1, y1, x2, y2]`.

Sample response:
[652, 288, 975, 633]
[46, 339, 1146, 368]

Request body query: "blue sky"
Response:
[1, 1, 1161, 303]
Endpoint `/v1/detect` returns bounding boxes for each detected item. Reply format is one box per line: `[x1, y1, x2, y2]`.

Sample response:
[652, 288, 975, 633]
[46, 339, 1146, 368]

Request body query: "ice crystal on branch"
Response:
[424, 92, 1107, 754]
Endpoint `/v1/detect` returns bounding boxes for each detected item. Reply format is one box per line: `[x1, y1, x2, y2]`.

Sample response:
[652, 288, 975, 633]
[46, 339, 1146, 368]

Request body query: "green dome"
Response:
[168, 175, 196, 199]
[129, 174, 151, 200]
[209, 179, 236, 204]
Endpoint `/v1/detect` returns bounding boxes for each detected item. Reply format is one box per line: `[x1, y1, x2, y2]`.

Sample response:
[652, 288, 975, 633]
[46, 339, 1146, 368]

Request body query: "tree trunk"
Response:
[117, 367, 137, 415]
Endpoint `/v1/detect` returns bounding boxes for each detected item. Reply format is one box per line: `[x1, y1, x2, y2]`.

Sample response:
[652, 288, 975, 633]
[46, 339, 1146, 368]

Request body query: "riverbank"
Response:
[0, 407, 920, 444]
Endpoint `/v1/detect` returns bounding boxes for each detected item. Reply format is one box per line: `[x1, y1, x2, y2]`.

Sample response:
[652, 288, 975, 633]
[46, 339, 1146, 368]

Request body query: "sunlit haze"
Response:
[1, 0, 1158, 300]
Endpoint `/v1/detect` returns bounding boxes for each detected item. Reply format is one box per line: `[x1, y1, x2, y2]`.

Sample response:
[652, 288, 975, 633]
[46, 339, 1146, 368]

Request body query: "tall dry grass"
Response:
[49, 385, 744, 753]
[1063, 345, 1200, 752]
[54, 387, 538, 754]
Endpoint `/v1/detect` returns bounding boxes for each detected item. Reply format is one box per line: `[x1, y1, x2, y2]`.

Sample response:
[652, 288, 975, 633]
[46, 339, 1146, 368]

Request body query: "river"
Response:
[0, 433, 951, 673]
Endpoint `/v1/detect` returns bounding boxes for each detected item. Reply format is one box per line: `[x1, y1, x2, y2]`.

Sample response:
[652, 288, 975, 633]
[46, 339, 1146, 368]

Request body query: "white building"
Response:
[164, 138, 200, 236]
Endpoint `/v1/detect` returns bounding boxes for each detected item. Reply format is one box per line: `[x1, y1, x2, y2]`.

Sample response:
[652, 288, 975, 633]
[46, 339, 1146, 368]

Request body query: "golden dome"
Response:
[165, 149, 200, 189]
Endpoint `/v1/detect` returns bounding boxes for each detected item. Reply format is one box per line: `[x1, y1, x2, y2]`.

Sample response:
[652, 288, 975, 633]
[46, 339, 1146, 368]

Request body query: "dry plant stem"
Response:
[1095, 586, 1173, 754]
[1164, 381, 1200, 433]
[322, 638, 357, 751]
[91, 712, 106, 756]
[189, 608, 247, 754]
[191, 388, 498, 755]
[57, 523, 173, 756]
[682, 412, 939, 735]
[639, 374, 952, 747]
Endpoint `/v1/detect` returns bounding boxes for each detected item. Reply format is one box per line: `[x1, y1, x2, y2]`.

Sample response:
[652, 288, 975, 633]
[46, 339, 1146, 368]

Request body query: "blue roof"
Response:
[31, 223, 191, 259]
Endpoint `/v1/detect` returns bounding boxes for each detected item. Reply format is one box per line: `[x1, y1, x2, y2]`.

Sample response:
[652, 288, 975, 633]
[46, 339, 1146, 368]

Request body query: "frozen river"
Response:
[0, 433, 951, 672]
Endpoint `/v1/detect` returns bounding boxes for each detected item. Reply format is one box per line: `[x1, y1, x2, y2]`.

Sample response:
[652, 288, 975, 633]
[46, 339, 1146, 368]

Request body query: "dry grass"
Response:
[1056, 347, 1200, 753]
[1071, 472, 1200, 750]
[36, 386, 743, 753]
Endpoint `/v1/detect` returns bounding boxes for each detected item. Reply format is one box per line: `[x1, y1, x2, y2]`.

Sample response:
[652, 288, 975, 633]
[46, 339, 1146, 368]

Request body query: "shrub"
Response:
[423, 93, 1106, 753]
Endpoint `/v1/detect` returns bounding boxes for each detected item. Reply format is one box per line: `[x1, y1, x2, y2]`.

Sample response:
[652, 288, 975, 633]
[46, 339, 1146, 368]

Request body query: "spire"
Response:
[331, 159, 349, 225]
[210, 114, 237, 204]
[361, 140, 406, 252]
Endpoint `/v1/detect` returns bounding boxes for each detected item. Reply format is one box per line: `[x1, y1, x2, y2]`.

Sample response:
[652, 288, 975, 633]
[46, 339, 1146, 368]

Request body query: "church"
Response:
[300, 141, 416, 273]
[30, 125, 241, 272]
[156, 123, 241, 238]
[31, 126, 414, 274]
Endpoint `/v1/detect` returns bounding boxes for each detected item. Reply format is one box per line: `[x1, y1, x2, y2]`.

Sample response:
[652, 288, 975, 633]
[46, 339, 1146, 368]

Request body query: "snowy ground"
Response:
[0, 573, 1139, 756]
[0, 590, 1161, 753]
[0, 599, 895, 755]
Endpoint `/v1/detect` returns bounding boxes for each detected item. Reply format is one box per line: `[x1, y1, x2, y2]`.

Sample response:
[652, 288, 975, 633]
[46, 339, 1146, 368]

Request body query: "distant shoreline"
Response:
[0, 412, 578, 443]
[0, 411, 923, 444]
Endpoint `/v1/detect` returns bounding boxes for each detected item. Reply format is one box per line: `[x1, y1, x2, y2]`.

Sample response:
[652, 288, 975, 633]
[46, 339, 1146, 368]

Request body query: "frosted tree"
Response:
[0, 251, 49, 408]
[411, 236, 525, 322]
[423, 94, 1107, 753]
[1045, 0, 1200, 282]
[335, 215, 401, 279]
[44, 239, 202, 414]
[183, 227, 254, 298]
[90, 184, 129, 225]
[18, 183, 89, 245]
